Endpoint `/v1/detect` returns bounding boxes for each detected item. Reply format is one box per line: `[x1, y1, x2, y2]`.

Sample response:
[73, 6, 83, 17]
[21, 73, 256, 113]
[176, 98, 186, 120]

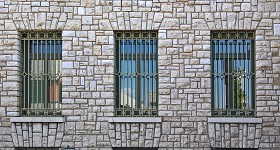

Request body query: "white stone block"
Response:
[274, 24, 280, 35]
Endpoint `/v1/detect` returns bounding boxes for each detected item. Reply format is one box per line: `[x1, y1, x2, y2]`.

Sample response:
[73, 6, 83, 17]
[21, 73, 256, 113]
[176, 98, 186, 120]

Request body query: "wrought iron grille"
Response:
[20, 32, 62, 116]
[115, 31, 158, 117]
[211, 31, 255, 117]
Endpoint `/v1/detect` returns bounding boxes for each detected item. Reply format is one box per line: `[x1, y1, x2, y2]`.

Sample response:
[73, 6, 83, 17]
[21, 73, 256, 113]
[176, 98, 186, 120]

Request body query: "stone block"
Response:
[274, 24, 280, 35]
[33, 133, 42, 147]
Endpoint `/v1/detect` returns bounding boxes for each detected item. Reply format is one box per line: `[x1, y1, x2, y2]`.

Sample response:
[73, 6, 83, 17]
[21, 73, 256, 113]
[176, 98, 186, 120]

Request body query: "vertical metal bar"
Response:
[45, 37, 48, 110]
[244, 40, 247, 110]
[155, 35, 158, 113]
[211, 38, 215, 111]
[131, 38, 134, 114]
[27, 34, 30, 114]
[217, 38, 221, 111]
[143, 35, 146, 110]
[54, 33, 56, 111]
[237, 40, 240, 111]
[122, 32, 125, 114]
[40, 36, 43, 109]
[248, 40, 251, 110]
[140, 35, 142, 112]
[49, 34, 52, 112]
[57, 37, 59, 110]
[251, 40, 255, 111]
[136, 36, 139, 111]
[226, 39, 230, 111]
[152, 37, 154, 110]
[23, 36, 26, 111]
[118, 37, 121, 112]
[245, 40, 248, 111]
[32, 33, 35, 110]
[230, 40, 235, 108]
[58, 39, 61, 110]
[148, 33, 150, 113]
[126, 35, 129, 113]
[36, 33, 39, 110]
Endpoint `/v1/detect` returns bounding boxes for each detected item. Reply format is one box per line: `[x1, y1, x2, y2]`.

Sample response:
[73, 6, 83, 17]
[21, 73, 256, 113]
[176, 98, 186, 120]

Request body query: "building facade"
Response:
[0, 0, 280, 149]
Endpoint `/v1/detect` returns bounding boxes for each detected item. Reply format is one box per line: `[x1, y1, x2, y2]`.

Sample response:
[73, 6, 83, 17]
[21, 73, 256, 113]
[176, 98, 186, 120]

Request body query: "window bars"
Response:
[211, 31, 255, 117]
[115, 31, 158, 117]
[20, 32, 62, 116]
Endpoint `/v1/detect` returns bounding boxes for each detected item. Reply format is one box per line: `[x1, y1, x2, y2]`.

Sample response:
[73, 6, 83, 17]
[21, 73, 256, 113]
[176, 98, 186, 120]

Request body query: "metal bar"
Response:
[54, 34, 56, 110]
[45, 38, 48, 110]
[32, 34, 35, 110]
[40, 37, 43, 109]
[27, 35, 30, 115]
[126, 35, 129, 113]
[122, 32, 125, 114]
[58, 39, 61, 110]
[217, 39, 221, 110]
[36, 33, 39, 110]
[118, 38, 121, 112]
[155, 35, 158, 114]
[144, 35, 146, 110]
[148, 33, 150, 112]
[49, 34, 52, 113]
[23, 37, 26, 111]
[131, 39, 134, 114]
[135, 37, 138, 111]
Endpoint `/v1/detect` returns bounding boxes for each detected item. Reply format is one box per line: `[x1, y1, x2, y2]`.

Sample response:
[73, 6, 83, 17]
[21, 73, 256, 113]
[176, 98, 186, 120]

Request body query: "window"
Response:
[211, 31, 255, 117]
[20, 32, 62, 116]
[115, 31, 158, 117]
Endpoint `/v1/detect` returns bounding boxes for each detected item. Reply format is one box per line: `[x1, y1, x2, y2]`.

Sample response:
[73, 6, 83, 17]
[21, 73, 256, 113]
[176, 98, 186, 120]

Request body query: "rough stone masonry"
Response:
[0, 0, 280, 149]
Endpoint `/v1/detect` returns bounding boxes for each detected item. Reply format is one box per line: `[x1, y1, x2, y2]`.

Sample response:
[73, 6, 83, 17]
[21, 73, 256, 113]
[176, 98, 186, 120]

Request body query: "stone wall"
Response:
[11, 122, 64, 148]
[0, 0, 280, 149]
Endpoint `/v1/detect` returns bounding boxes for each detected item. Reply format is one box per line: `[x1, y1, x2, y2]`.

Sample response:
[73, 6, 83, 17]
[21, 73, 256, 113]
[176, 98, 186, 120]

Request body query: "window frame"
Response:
[210, 31, 256, 117]
[20, 32, 62, 116]
[114, 31, 158, 117]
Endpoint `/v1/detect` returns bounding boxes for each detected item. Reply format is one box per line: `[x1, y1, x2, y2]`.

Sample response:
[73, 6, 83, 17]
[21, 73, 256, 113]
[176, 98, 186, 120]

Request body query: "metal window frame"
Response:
[114, 31, 159, 117]
[20, 31, 62, 116]
[210, 31, 256, 117]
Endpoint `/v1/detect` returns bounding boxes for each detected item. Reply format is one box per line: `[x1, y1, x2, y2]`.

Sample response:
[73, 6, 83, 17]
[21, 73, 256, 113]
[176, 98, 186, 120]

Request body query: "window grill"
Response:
[20, 32, 62, 116]
[115, 31, 158, 117]
[211, 31, 255, 117]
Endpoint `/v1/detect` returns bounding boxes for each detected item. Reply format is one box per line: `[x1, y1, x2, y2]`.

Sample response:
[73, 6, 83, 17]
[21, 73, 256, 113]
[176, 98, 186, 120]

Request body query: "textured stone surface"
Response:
[0, 0, 279, 149]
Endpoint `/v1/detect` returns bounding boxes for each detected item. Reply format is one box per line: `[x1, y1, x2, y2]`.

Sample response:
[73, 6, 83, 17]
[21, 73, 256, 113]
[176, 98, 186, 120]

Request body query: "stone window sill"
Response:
[107, 117, 162, 123]
[10, 117, 65, 123]
[208, 117, 262, 124]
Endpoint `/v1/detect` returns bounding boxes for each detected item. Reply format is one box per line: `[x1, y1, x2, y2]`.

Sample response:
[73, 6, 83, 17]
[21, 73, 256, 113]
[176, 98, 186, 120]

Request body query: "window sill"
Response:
[10, 117, 64, 123]
[208, 117, 262, 124]
[107, 117, 162, 123]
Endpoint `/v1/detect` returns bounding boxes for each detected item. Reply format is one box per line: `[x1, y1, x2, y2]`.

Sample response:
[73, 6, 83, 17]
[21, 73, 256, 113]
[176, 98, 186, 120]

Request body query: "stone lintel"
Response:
[10, 117, 65, 123]
[208, 117, 262, 124]
[107, 117, 162, 123]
